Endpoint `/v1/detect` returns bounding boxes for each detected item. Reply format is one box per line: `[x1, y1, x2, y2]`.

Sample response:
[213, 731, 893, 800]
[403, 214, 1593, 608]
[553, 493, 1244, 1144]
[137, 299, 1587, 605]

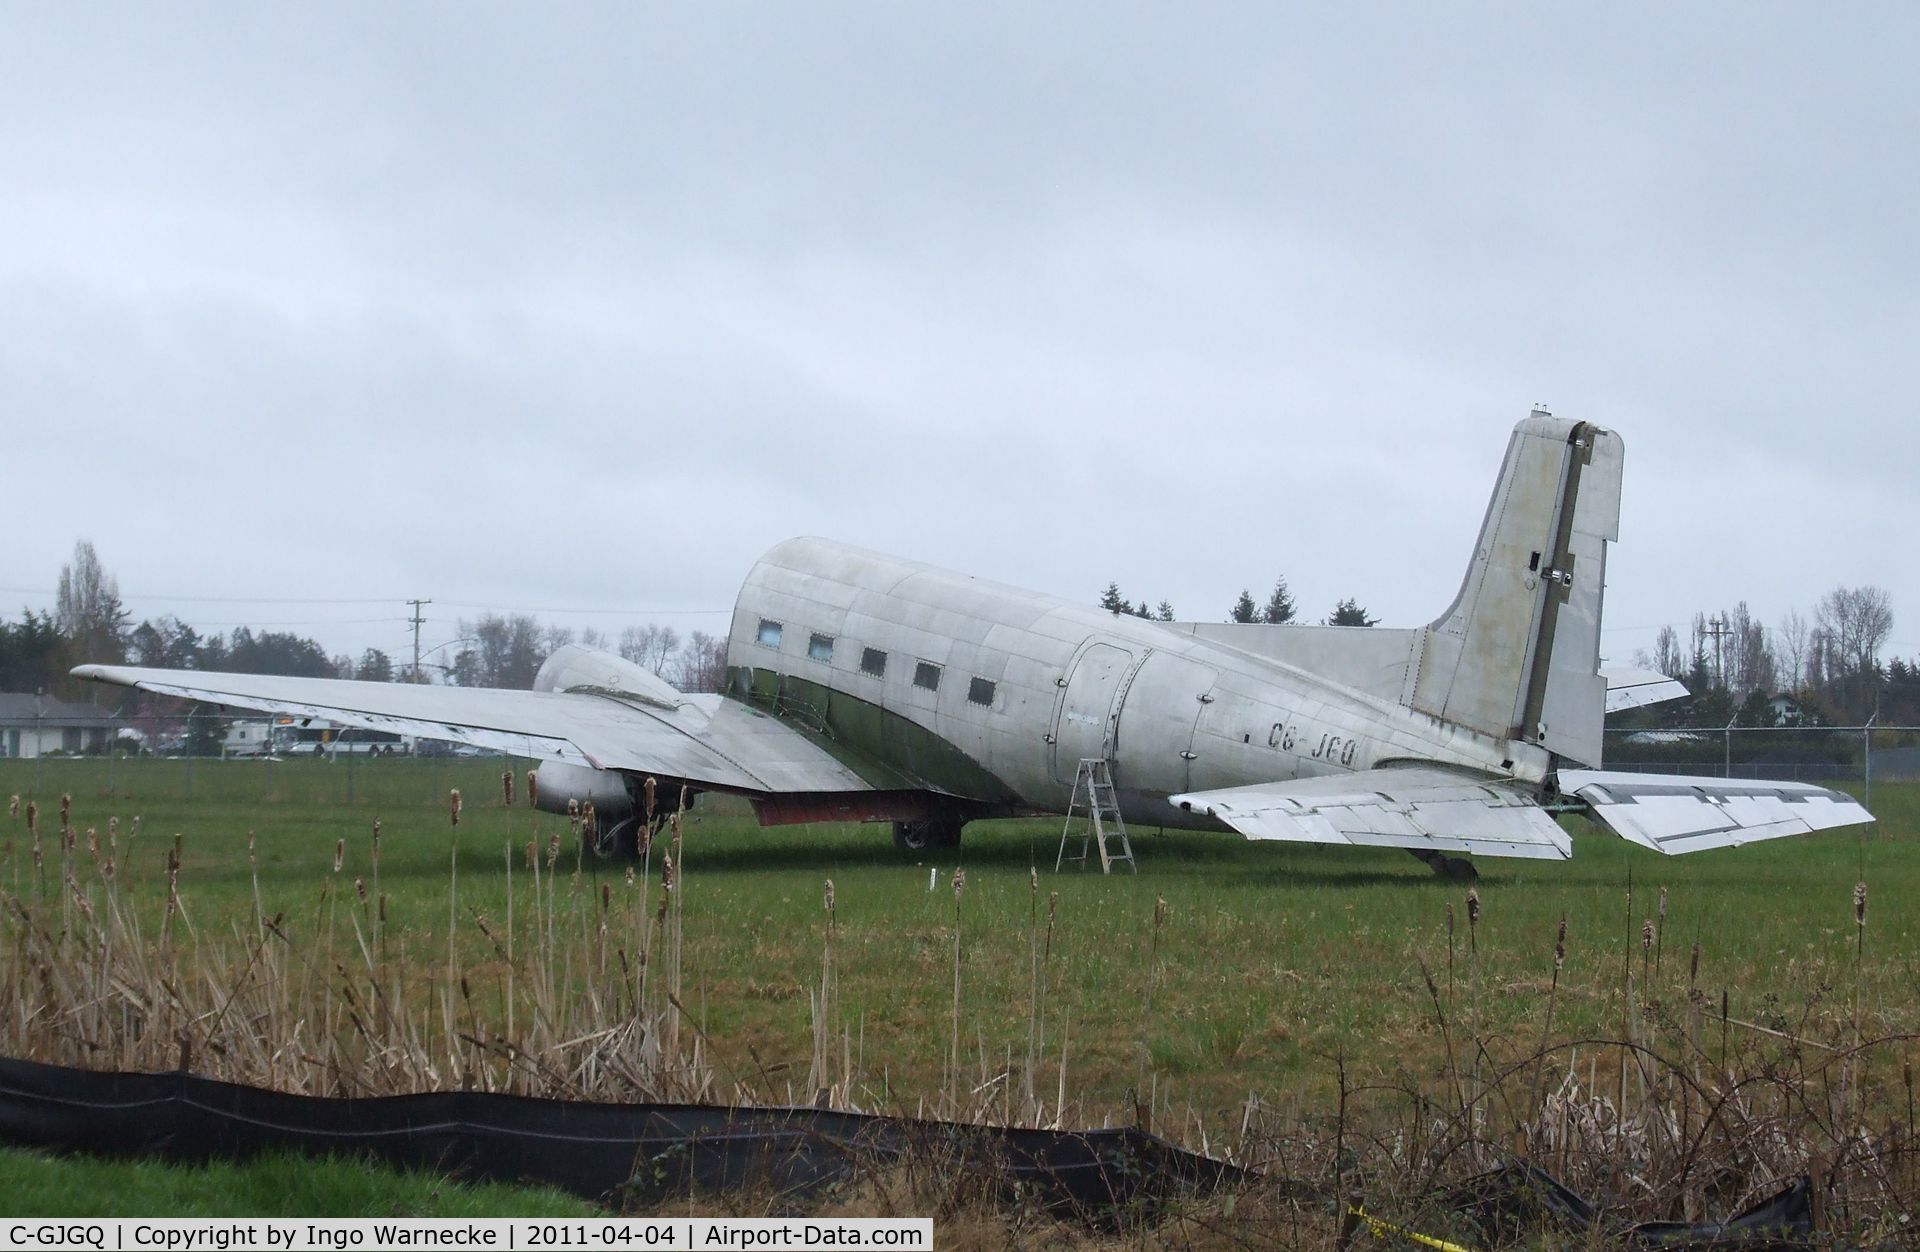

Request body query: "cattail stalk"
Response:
[950, 868, 966, 1106]
[1655, 886, 1668, 975]
[1465, 888, 1481, 1151]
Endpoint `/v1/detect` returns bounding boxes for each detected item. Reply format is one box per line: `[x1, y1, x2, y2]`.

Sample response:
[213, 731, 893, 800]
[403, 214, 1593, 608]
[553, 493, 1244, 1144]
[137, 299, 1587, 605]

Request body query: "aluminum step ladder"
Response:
[1055, 757, 1135, 874]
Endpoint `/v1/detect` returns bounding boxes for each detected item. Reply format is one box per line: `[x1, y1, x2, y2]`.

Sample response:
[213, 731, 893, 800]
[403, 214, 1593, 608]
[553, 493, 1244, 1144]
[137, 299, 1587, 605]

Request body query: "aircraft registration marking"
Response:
[1268, 721, 1359, 768]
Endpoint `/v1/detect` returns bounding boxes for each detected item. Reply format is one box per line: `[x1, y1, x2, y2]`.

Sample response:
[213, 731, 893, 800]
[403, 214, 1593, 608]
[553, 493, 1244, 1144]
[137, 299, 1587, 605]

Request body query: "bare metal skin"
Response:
[73, 414, 1871, 867]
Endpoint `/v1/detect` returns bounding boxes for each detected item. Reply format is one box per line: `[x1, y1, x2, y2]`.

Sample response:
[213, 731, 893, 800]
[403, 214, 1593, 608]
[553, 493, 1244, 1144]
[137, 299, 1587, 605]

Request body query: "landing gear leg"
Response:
[1408, 849, 1478, 881]
[892, 816, 964, 853]
[588, 815, 644, 860]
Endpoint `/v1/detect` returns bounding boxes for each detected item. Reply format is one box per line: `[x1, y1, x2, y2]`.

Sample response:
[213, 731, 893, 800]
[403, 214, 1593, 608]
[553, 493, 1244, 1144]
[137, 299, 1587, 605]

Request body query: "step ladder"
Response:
[1055, 758, 1135, 874]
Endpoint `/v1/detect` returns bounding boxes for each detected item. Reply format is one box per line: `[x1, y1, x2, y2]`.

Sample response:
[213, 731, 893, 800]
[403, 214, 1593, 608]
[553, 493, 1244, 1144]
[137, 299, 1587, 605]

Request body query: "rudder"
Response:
[1404, 413, 1622, 767]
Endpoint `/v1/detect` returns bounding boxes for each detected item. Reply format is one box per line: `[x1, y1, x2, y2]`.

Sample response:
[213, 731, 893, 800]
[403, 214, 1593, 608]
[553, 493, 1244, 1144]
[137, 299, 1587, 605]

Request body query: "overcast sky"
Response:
[4, 3, 1916, 672]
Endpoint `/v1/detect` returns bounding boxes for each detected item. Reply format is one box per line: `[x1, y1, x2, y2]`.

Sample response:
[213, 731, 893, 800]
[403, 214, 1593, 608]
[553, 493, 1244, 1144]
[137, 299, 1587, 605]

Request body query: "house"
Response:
[1767, 692, 1808, 725]
[0, 693, 130, 759]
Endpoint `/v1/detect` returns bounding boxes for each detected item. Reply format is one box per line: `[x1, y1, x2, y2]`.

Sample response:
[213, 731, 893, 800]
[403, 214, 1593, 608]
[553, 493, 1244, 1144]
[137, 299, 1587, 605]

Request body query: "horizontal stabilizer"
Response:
[1170, 767, 1571, 860]
[1560, 769, 1872, 854]
[1600, 666, 1689, 713]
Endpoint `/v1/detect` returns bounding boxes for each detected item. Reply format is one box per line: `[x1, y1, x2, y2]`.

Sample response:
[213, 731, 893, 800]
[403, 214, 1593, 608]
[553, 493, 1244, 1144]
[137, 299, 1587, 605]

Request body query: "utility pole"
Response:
[1703, 613, 1732, 691]
[406, 599, 431, 683]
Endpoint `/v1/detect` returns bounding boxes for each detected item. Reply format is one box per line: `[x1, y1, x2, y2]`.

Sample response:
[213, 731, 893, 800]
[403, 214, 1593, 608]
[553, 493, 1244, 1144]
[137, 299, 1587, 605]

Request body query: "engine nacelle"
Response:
[533, 644, 684, 709]
[531, 761, 635, 822]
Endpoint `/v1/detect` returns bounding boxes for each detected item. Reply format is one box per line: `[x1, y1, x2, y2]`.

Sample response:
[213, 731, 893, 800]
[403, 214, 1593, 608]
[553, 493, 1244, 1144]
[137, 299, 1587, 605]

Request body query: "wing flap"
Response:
[73, 664, 874, 796]
[1560, 769, 1872, 854]
[1170, 767, 1571, 860]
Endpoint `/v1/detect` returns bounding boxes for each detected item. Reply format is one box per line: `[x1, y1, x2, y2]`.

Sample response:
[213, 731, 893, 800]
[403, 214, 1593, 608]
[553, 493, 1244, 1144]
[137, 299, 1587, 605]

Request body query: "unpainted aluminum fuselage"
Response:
[725, 538, 1549, 830]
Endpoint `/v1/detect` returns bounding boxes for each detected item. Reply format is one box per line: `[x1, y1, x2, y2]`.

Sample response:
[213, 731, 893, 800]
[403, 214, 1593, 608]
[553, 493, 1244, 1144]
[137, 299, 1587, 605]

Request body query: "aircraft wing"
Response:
[1601, 666, 1689, 713]
[1169, 767, 1572, 860]
[70, 664, 874, 795]
[1558, 769, 1871, 854]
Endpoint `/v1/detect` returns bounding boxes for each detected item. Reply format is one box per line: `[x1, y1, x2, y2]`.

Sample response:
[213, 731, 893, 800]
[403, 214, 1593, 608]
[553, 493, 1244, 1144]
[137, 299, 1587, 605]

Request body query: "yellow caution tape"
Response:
[1348, 1203, 1477, 1252]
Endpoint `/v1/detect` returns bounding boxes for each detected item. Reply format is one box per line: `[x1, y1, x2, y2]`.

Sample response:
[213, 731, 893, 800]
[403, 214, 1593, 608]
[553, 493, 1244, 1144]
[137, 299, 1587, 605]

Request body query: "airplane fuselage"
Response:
[723, 538, 1549, 831]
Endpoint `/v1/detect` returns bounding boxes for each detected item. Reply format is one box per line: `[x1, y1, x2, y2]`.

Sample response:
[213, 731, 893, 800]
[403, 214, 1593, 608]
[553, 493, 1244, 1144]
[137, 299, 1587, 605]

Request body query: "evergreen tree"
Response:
[1099, 583, 1129, 615]
[1325, 598, 1379, 627]
[0, 611, 63, 692]
[1229, 590, 1257, 623]
[1155, 601, 1175, 622]
[1262, 578, 1296, 624]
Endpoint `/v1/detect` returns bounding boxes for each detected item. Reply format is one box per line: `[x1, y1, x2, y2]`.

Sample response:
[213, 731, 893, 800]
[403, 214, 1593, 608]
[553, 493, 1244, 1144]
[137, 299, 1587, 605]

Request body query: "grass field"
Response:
[2, 755, 1916, 1229]
[0, 1148, 593, 1218]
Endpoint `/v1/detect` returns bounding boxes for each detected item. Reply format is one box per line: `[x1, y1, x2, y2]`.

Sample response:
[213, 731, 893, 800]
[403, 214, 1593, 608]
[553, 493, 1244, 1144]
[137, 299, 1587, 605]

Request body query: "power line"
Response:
[431, 599, 734, 615]
[0, 586, 400, 604]
[0, 585, 733, 615]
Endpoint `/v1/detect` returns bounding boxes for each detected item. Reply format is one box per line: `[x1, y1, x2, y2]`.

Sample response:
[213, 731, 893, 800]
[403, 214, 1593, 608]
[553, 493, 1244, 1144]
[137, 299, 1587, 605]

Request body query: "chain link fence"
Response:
[1604, 723, 1920, 810]
[0, 711, 532, 808]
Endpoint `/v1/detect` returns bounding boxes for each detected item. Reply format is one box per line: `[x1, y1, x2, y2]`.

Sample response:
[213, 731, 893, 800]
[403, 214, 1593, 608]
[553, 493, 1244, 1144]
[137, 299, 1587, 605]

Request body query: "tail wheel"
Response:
[892, 816, 963, 852]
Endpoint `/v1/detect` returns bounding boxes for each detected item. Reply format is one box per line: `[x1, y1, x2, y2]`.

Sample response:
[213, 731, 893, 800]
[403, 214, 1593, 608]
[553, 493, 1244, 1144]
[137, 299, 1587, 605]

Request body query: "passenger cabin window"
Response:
[967, 677, 996, 706]
[861, 647, 887, 677]
[756, 619, 783, 648]
[808, 633, 834, 662]
[913, 660, 941, 691]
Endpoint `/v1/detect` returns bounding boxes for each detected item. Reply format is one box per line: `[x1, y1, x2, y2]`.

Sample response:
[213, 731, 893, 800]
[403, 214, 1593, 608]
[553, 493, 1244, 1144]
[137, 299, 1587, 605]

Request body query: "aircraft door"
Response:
[1112, 651, 1219, 796]
[1049, 642, 1134, 783]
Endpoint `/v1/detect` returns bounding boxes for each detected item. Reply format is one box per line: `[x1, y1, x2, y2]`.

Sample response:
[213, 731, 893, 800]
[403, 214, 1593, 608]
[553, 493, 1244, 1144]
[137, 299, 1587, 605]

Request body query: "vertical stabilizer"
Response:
[1404, 414, 1622, 766]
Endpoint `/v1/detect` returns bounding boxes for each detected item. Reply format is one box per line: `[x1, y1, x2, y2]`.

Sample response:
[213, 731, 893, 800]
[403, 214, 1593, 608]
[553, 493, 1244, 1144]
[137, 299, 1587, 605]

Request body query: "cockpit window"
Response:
[913, 660, 941, 691]
[861, 647, 887, 677]
[808, 633, 834, 662]
[756, 619, 783, 648]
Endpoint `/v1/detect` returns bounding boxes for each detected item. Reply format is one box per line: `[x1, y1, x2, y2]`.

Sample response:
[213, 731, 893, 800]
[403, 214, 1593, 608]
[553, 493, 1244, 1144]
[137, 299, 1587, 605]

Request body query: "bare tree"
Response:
[619, 624, 683, 676]
[1805, 626, 1835, 693]
[1776, 609, 1810, 693]
[456, 614, 549, 688]
[1814, 585, 1894, 677]
[1652, 624, 1684, 679]
[675, 630, 728, 692]
[1727, 602, 1774, 698]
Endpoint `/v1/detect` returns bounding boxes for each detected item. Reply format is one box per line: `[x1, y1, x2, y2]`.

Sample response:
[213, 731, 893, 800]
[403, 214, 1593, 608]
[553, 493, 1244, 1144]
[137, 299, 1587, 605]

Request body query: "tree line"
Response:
[1620, 585, 1909, 727]
[0, 542, 729, 704]
[8, 543, 1909, 728]
[1099, 576, 1378, 627]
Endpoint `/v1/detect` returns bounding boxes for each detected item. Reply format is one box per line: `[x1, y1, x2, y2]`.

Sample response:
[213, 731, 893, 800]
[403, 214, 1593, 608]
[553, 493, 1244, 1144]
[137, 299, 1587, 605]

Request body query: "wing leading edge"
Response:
[71, 664, 875, 797]
[1170, 767, 1573, 860]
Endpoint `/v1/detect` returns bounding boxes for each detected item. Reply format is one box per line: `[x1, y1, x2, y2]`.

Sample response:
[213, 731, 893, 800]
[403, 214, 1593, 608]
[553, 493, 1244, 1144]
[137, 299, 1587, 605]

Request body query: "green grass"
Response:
[0, 1147, 595, 1218]
[3, 756, 1916, 1129]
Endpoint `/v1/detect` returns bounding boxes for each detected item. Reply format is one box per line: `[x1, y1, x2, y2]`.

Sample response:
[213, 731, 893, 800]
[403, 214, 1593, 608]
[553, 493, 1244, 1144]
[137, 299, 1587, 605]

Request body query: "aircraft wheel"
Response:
[893, 816, 963, 852]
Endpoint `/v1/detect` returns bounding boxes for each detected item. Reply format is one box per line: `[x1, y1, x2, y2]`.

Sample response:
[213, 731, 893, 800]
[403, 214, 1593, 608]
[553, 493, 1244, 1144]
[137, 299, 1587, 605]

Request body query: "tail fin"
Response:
[1404, 412, 1623, 766]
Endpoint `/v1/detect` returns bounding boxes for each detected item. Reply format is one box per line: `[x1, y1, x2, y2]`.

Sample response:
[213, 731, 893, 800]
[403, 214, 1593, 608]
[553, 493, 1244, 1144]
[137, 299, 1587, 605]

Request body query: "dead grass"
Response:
[3, 759, 1918, 1242]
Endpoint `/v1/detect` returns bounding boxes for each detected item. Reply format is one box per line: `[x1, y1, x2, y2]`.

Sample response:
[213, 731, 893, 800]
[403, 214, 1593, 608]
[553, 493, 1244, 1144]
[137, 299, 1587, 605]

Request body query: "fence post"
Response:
[1724, 715, 1736, 779]
[1863, 714, 1876, 814]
